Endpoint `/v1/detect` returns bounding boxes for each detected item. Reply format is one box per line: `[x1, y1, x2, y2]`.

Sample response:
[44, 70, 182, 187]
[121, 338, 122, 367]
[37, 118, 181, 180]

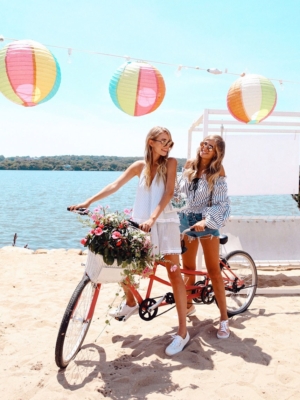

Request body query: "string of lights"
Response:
[1, 35, 300, 85]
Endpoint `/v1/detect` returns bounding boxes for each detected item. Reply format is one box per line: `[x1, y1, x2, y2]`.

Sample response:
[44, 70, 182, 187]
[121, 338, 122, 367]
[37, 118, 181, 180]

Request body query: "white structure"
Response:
[187, 109, 300, 294]
[187, 109, 300, 196]
[187, 109, 300, 159]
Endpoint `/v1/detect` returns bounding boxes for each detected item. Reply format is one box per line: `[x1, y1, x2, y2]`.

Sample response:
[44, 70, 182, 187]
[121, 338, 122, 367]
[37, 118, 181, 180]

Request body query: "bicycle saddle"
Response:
[219, 234, 228, 245]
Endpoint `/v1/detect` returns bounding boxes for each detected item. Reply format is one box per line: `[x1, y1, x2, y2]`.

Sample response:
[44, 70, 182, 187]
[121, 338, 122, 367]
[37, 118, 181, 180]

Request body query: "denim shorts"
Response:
[179, 212, 220, 238]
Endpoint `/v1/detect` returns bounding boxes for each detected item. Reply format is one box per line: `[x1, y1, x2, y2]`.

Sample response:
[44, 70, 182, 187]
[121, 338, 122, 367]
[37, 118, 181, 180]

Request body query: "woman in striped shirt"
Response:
[179, 135, 231, 339]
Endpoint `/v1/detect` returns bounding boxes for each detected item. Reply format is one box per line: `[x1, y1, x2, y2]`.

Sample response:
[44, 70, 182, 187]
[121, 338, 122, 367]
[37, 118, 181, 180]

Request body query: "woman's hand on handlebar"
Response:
[190, 220, 206, 232]
[68, 201, 91, 211]
[139, 217, 155, 233]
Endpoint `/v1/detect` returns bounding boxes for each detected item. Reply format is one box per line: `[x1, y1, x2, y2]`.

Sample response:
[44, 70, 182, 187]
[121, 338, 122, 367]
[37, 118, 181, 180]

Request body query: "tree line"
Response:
[0, 155, 186, 172]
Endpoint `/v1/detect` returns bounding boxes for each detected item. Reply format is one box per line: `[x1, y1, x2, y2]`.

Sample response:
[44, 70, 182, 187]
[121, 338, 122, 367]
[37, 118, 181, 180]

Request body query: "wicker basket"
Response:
[85, 249, 123, 284]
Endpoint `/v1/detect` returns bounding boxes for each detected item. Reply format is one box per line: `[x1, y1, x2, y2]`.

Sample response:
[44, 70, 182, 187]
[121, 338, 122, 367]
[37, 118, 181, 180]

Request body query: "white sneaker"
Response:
[109, 301, 139, 320]
[217, 320, 230, 339]
[165, 332, 190, 356]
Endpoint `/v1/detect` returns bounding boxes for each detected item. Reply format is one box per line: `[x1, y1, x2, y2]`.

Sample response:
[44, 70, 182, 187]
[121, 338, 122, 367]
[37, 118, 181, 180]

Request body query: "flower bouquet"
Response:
[80, 206, 155, 283]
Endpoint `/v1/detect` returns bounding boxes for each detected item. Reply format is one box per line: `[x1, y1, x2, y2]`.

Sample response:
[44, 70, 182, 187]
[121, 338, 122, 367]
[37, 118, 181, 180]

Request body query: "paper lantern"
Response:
[227, 74, 277, 124]
[109, 61, 166, 116]
[0, 40, 61, 107]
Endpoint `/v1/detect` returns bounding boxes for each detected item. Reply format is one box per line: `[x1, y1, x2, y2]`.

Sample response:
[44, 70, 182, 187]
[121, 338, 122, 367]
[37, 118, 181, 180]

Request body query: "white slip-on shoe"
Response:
[109, 301, 139, 319]
[165, 332, 190, 356]
[217, 320, 230, 339]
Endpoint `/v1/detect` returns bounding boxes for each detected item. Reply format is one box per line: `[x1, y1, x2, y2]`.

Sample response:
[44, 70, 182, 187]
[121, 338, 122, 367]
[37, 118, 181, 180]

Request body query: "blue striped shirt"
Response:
[179, 173, 231, 229]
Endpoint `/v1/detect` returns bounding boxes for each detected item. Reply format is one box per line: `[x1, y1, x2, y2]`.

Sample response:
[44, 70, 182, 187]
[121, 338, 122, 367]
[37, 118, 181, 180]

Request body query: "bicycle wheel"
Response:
[221, 250, 257, 317]
[55, 275, 98, 369]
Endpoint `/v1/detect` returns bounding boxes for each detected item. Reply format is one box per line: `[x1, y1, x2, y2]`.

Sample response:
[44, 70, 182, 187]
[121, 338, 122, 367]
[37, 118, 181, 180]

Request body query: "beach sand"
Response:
[1, 247, 300, 400]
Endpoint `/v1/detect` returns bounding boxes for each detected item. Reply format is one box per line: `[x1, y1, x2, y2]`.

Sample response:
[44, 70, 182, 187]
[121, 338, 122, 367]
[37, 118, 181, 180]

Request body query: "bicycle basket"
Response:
[85, 249, 124, 284]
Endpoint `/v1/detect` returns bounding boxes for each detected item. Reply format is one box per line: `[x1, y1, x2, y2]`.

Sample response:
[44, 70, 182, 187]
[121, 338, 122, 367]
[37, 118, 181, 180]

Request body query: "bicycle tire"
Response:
[55, 275, 97, 369]
[221, 250, 258, 317]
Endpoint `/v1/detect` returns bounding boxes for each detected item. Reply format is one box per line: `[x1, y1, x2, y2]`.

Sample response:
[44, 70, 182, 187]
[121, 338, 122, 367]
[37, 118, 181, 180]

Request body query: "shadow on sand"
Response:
[56, 307, 278, 399]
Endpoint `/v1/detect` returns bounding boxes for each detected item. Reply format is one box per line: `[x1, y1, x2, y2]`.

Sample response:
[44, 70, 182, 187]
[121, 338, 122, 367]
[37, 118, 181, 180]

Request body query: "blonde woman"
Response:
[70, 127, 189, 356]
[179, 135, 231, 338]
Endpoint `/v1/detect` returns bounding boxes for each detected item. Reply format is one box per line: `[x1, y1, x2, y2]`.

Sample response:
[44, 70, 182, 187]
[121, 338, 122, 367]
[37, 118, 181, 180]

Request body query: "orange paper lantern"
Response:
[227, 74, 277, 124]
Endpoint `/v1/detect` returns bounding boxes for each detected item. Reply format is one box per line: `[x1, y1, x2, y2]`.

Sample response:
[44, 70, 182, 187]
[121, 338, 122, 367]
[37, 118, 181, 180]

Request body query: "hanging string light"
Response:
[1, 36, 299, 87]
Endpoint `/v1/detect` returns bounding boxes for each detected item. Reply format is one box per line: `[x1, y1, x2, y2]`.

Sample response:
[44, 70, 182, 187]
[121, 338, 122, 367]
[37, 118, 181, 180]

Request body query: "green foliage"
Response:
[0, 155, 186, 172]
[81, 207, 158, 281]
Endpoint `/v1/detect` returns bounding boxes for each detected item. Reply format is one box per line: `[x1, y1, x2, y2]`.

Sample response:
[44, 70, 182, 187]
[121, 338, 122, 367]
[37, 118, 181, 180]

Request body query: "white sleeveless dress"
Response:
[132, 169, 181, 255]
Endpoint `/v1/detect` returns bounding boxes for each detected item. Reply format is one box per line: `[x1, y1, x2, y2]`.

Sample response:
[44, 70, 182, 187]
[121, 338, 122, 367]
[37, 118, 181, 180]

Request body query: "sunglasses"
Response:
[200, 141, 214, 152]
[153, 139, 174, 148]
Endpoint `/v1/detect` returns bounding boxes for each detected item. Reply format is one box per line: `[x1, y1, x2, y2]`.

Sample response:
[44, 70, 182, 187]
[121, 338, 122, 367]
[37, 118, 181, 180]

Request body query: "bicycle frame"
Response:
[128, 264, 208, 306]
[127, 258, 247, 312]
[80, 254, 250, 325]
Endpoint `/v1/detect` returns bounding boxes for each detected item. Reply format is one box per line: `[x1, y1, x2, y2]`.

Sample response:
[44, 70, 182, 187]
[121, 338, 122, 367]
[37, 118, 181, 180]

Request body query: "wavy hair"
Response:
[144, 126, 172, 188]
[184, 135, 225, 191]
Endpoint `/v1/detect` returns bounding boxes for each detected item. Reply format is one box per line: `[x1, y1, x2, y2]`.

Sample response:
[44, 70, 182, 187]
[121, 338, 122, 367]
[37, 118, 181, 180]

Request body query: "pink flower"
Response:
[170, 265, 178, 272]
[141, 266, 153, 278]
[143, 239, 151, 249]
[112, 231, 122, 240]
[142, 266, 150, 274]
[124, 208, 132, 215]
[94, 227, 103, 236]
[116, 240, 122, 247]
[91, 214, 98, 221]
[80, 238, 87, 245]
[90, 229, 95, 235]
[93, 206, 103, 213]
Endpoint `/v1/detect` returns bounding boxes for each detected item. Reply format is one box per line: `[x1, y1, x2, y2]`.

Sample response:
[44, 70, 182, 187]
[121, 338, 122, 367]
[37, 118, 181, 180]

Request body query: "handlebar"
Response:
[67, 208, 151, 232]
[67, 207, 89, 215]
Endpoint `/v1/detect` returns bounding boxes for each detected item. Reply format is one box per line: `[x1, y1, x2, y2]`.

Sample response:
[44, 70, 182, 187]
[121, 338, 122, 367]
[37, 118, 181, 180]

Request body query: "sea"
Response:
[1, 170, 300, 250]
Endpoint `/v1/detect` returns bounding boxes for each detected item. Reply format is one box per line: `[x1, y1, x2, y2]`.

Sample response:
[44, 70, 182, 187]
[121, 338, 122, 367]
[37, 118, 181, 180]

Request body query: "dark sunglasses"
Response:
[200, 141, 214, 152]
[153, 139, 174, 148]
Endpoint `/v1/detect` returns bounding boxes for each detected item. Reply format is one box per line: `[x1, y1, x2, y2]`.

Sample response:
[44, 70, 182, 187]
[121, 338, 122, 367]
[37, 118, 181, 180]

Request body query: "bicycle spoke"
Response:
[62, 281, 95, 364]
[56, 276, 98, 368]
[222, 251, 257, 316]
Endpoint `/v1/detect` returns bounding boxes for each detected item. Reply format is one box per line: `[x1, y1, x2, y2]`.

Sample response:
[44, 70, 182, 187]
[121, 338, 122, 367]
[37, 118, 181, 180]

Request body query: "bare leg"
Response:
[121, 282, 136, 307]
[200, 236, 228, 321]
[116, 255, 187, 339]
[162, 254, 187, 338]
[181, 236, 198, 310]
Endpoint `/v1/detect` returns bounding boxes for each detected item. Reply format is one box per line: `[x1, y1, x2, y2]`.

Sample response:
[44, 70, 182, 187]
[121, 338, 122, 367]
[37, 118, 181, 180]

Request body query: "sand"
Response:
[1, 246, 300, 400]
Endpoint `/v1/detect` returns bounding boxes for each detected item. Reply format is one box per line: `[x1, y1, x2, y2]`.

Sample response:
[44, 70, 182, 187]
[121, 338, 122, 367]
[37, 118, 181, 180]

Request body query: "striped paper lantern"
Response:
[109, 61, 166, 116]
[227, 74, 277, 124]
[0, 40, 61, 107]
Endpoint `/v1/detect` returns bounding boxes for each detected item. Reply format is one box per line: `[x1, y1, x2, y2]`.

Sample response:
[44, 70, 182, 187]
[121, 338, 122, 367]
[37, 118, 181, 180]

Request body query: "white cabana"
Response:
[187, 109, 300, 196]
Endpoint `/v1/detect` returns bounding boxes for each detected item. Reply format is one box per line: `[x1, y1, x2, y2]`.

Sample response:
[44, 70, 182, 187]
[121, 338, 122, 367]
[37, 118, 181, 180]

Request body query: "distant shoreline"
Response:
[0, 155, 186, 172]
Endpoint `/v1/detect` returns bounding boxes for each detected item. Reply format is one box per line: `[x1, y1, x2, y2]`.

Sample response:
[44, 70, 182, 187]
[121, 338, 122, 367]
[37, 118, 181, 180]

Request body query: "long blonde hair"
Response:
[144, 126, 172, 188]
[185, 135, 225, 191]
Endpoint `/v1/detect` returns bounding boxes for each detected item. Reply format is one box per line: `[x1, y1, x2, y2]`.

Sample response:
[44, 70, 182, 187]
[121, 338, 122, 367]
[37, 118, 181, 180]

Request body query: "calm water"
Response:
[1, 170, 299, 249]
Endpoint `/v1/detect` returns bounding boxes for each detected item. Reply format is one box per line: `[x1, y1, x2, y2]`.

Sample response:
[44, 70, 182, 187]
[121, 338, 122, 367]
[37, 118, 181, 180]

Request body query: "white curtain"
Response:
[222, 134, 299, 195]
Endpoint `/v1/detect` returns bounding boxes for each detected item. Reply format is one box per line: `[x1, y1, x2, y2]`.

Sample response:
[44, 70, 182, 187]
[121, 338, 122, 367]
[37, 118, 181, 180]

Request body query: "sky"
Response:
[1, 0, 300, 159]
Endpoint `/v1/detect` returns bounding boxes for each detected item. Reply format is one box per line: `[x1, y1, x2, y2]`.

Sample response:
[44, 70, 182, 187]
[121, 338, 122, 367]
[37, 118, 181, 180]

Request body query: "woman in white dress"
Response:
[70, 126, 189, 356]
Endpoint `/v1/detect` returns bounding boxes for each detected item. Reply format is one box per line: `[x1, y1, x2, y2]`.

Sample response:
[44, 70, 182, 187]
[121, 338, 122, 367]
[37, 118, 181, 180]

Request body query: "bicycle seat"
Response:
[219, 234, 228, 245]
